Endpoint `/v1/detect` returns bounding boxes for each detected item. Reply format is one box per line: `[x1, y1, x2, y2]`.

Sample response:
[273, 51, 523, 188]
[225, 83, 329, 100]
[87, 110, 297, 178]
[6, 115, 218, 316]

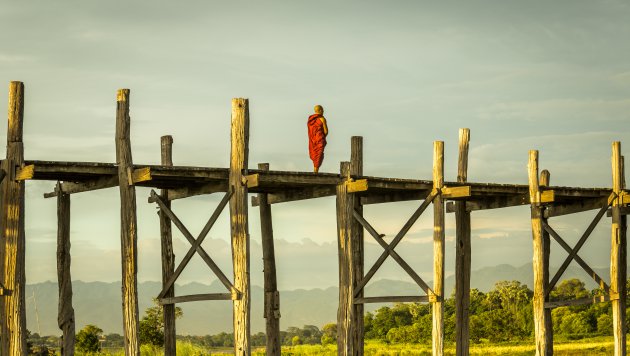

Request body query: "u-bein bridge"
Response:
[0, 81, 627, 356]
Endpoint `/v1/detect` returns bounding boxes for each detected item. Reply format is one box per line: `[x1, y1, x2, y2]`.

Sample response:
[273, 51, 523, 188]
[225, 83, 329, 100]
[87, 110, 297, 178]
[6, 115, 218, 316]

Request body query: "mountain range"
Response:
[26, 262, 609, 336]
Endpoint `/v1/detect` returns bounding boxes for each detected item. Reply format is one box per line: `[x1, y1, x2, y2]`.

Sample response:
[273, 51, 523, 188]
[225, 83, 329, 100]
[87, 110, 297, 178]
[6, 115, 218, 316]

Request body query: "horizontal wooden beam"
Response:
[353, 296, 429, 304]
[148, 182, 228, 203]
[446, 195, 529, 213]
[544, 293, 618, 309]
[131, 167, 152, 184]
[360, 191, 428, 205]
[545, 196, 609, 218]
[441, 185, 471, 199]
[607, 206, 630, 217]
[346, 179, 368, 193]
[44, 176, 119, 198]
[251, 186, 336, 206]
[159, 293, 235, 305]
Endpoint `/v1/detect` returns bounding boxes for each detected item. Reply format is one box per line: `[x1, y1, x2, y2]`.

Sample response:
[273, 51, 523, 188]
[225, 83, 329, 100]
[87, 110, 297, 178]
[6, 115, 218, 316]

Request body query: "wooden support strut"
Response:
[528, 151, 552, 356]
[432, 141, 445, 356]
[115, 89, 140, 356]
[258, 163, 281, 356]
[57, 182, 75, 356]
[159, 135, 176, 356]
[611, 143, 627, 356]
[454, 128, 471, 356]
[230, 98, 251, 355]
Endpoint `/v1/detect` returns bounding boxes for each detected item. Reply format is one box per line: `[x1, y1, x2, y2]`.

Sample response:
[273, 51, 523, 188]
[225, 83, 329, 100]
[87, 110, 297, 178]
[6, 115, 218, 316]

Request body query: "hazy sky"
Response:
[1, 1, 629, 294]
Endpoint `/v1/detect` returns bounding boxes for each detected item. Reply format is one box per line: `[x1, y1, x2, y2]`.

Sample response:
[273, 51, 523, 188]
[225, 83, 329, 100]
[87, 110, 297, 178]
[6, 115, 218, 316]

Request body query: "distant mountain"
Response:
[26, 263, 610, 336]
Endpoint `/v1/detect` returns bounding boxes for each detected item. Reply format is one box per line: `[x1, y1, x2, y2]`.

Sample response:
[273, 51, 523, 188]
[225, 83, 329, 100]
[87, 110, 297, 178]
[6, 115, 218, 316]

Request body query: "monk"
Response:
[307, 105, 329, 173]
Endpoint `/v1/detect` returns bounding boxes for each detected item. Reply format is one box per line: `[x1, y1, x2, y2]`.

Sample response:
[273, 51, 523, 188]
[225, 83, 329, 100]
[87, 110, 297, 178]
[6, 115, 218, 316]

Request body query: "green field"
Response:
[71, 337, 622, 355]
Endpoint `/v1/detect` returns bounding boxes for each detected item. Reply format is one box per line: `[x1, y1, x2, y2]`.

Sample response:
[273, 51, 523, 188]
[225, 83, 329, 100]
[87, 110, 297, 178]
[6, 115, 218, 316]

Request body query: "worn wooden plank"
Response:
[258, 163, 281, 356]
[0, 81, 27, 356]
[542, 221, 609, 293]
[354, 296, 429, 304]
[360, 190, 429, 205]
[455, 128, 470, 356]
[432, 141, 445, 356]
[611, 143, 626, 356]
[251, 186, 336, 206]
[346, 179, 368, 193]
[528, 150, 552, 356]
[158, 136, 176, 356]
[230, 98, 251, 355]
[115, 89, 140, 356]
[545, 196, 609, 218]
[159, 293, 233, 305]
[544, 294, 616, 309]
[336, 161, 354, 356]
[56, 184, 75, 356]
[44, 175, 119, 198]
[442, 185, 471, 199]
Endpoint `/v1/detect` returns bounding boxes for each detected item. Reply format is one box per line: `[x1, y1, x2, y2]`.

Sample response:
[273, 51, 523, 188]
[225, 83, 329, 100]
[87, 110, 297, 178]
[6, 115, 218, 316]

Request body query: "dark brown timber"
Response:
[115, 89, 140, 356]
[455, 128, 471, 356]
[159, 135, 176, 356]
[611, 143, 627, 356]
[350, 136, 364, 356]
[336, 161, 354, 356]
[258, 163, 281, 356]
[0, 81, 27, 355]
[57, 183, 75, 356]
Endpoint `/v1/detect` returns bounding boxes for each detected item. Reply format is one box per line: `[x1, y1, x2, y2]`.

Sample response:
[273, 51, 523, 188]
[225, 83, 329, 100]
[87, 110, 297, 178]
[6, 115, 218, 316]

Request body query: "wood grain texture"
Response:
[159, 135, 176, 356]
[57, 185, 75, 356]
[0, 81, 27, 356]
[115, 89, 140, 356]
[432, 141, 445, 356]
[528, 151, 552, 356]
[454, 128, 470, 356]
[258, 163, 281, 356]
[336, 161, 354, 356]
[611, 142, 627, 356]
[230, 98, 251, 355]
[350, 136, 364, 356]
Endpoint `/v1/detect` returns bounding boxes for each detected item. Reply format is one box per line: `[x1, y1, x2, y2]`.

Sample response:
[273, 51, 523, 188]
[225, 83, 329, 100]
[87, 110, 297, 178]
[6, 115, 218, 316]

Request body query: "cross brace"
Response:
[150, 188, 240, 301]
[352, 189, 438, 299]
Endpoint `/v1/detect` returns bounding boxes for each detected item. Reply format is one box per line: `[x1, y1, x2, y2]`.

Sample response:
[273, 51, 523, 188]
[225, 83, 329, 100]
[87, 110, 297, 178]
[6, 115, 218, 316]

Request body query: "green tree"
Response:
[76, 324, 103, 353]
[550, 279, 589, 301]
[597, 314, 613, 335]
[321, 323, 337, 345]
[139, 298, 183, 346]
[291, 335, 302, 345]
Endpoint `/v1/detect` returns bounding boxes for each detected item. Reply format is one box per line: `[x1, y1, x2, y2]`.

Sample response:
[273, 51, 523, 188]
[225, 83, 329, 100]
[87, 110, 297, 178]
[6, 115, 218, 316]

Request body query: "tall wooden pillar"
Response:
[350, 137, 364, 355]
[229, 98, 251, 355]
[611, 142, 626, 356]
[0, 81, 27, 356]
[115, 89, 140, 356]
[57, 183, 75, 356]
[336, 161, 354, 356]
[432, 141, 445, 356]
[528, 150, 552, 356]
[159, 135, 176, 356]
[454, 129, 470, 356]
[258, 163, 281, 356]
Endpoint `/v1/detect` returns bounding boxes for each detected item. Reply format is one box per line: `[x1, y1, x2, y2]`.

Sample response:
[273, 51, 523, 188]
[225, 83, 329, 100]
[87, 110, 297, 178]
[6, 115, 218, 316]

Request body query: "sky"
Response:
[0, 0, 629, 295]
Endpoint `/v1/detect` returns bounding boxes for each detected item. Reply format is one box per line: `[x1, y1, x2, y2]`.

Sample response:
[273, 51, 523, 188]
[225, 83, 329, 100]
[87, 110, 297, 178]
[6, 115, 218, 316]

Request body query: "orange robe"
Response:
[307, 114, 327, 169]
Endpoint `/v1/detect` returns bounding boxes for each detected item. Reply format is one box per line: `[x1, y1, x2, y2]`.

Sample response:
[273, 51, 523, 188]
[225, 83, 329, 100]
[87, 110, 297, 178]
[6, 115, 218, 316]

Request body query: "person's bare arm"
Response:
[320, 117, 328, 136]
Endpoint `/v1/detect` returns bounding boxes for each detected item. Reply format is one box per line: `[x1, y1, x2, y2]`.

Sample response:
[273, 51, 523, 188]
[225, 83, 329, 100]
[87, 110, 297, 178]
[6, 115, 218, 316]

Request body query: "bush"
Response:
[76, 324, 103, 353]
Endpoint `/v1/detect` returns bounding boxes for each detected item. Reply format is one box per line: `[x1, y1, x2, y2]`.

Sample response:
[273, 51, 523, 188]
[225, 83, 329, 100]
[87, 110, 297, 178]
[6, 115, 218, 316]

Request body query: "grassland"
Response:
[72, 336, 622, 355]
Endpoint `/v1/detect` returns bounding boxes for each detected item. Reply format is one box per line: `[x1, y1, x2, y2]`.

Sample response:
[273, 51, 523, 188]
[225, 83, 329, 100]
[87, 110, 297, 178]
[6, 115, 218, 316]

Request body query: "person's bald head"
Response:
[314, 105, 324, 115]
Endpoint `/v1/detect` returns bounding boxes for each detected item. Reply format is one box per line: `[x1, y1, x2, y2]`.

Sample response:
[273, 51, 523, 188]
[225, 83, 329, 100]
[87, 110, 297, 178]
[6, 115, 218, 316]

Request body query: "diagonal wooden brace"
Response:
[150, 189, 238, 298]
[353, 189, 438, 298]
[547, 192, 616, 295]
[353, 210, 433, 295]
[542, 221, 610, 293]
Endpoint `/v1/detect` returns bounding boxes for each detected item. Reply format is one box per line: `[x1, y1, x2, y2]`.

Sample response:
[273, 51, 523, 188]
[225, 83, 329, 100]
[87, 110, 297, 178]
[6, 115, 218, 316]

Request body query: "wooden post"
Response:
[159, 135, 176, 356]
[57, 183, 75, 356]
[528, 150, 552, 356]
[336, 161, 353, 356]
[229, 98, 250, 355]
[350, 136, 364, 356]
[258, 163, 281, 356]
[0, 81, 27, 355]
[454, 129, 470, 356]
[611, 142, 626, 356]
[432, 141, 445, 356]
[115, 89, 140, 356]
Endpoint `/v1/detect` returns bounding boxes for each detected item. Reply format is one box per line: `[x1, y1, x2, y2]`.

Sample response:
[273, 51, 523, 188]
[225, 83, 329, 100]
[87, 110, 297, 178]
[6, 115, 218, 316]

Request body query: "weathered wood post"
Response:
[350, 136, 364, 355]
[454, 129, 470, 356]
[258, 163, 281, 356]
[159, 135, 176, 356]
[0, 81, 27, 355]
[432, 141, 445, 356]
[115, 89, 140, 356]
[611, 142, 627, 356]
[336, 161, 353, 355]
[230, 98, 251, 355]
[528, 150, 552, 356]
[57, 182, 75, 356]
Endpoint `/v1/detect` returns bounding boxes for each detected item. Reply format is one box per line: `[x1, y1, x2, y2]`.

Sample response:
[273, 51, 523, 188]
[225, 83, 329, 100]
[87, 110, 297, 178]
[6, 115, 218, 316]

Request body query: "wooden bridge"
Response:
[0, 81, 627, 355]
